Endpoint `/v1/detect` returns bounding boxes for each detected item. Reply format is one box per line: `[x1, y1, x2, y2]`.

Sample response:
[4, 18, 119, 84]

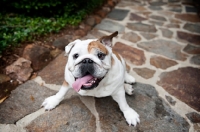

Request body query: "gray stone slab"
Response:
[186, 6, 197, 13]
[107, 9, 129, 20]
[138, 39, 187, 61]
[160, 28, 173, 38]
[26, 96, 96, 132]
[149, 1, 167, 6]
[183, 23, 200, 34]
[95, 83, 190, 131]
[0, 81, 56, 124]
[127, 22, 157, 32]
[190, 55, 200, 65]
[150, 15, 167, 21]
[149, 6, 162, 10]
[95, 19, 125, 33]
[38, 52, 67, 85]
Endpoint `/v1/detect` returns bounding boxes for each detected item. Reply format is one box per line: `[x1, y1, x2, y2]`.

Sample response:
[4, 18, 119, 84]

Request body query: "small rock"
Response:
[6, 58, 33, 83]
[79, 23, 92, 32]
[160, 28, 173, 38]
[96, 10, 107, 18]
[175, 14, 200, 23]
[74, 29, 87, 37]
[23, 44, 52, 71]
[129, 13, 147, 21]
[150, 56, 178, 69]
[93, 15, 102, 24]
[177, 31, 200, 46]
[85, 17, 96, 26]
[186, 112, 200, 123]
[127, 22, 157, 32]
[133, 68, 155, 79]
[168, 5, 182, 12]
[150, 15, 167, 21]
[121, 32, 141, 43]
[50, 48, 62, 58]
[190, 55, 200, 65]
[165, 95, 176, 106]
[0, 74, 10, 83]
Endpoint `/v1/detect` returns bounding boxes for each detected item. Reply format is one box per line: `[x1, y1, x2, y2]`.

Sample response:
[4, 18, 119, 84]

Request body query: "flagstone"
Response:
[113, 42, 146, 65]
[175, 14, 200, 22]
[107, 9, 129, 20]
[95, 19, 125, 33]
[133, 68, 155, 79]
[157, 67, 200, 111]
[121, 32, 141, 43]
[26, 96, 96, 132]
[177, 31, 200, 46]
[127, 22, 157, 32]
[138, 39, 187, 61]
[129, 13, 147, 21]
[183, 23, 200, 34]
[190, 55, 200, 65]
[150, 56, 178, 69]
[95, 83, 190, 131]
[0, 81, 56, 124]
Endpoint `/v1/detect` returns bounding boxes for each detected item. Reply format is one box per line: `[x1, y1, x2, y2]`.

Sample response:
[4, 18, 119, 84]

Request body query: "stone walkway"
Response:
[1, 0, 200, 131]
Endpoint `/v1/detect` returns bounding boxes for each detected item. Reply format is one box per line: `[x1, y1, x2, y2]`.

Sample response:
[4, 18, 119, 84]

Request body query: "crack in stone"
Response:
[79, 96, 101, 132]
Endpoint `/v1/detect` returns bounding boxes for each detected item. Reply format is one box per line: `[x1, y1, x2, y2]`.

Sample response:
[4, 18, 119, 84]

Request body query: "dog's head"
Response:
[65, 31, 118, 92]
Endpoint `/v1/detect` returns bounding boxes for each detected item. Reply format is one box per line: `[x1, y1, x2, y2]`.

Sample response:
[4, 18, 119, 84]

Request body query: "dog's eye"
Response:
[97, 52, 106, 60]
[73, 53, 79, 59]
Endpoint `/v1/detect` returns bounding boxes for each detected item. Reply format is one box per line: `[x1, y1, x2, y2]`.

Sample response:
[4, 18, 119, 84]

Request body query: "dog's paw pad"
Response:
[124, 108, 140, 126]
[41, 95, 61, 110]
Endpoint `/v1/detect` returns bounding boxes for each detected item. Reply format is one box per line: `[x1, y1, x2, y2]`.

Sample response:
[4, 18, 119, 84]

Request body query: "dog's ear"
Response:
[65, 39, 81, 56]
[99, 31, 118, 47]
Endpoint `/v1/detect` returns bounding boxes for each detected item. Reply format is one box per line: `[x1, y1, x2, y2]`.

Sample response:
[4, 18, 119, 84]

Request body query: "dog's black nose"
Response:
[82, 58, 93, 64]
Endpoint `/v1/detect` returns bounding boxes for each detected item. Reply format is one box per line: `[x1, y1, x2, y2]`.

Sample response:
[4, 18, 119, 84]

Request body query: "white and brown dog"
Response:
[42, 31, 140, 126]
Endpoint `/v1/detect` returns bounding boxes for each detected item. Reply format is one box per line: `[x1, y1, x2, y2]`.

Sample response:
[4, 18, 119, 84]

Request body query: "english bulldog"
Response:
[42, 31, 140, 126]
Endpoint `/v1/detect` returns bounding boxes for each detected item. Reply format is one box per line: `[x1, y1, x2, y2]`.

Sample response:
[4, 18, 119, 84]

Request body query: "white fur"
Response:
[42, 39, 140, 126]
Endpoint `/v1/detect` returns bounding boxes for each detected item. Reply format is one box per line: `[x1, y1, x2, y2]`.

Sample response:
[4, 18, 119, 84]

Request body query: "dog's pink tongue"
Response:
[72, 75, 93, 92]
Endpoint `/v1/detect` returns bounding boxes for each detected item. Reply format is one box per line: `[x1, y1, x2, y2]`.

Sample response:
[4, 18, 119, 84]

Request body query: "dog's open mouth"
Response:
[72, 75, 103, 92]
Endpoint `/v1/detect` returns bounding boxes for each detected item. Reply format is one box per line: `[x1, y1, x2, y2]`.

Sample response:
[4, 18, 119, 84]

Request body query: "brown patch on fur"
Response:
[63, 80, 69, 87]
[112, 49, 121, 62]
[111, 49, 122, 66]
[88, 41, 108, 54]
[126, 63, 131, 73]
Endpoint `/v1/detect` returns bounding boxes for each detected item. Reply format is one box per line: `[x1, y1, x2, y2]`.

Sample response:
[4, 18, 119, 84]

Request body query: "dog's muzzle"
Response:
[72, 58, 104, 92]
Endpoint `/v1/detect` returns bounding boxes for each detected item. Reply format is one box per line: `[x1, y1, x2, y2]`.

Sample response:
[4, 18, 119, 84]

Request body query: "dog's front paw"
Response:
[41, 95, 61, 110]
[123, 108, 140, 126]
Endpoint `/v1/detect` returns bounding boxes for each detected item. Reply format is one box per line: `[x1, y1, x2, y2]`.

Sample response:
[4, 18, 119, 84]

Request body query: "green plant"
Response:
[0, 0, 105, 54]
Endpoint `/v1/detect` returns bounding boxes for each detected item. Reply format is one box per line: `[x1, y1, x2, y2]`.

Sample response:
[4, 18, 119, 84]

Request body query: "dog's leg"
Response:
[112, 89, 140, 126]
[125, 72, 135, 84]
[124, 72, 135, 95]
[42, 81, 70, 110]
